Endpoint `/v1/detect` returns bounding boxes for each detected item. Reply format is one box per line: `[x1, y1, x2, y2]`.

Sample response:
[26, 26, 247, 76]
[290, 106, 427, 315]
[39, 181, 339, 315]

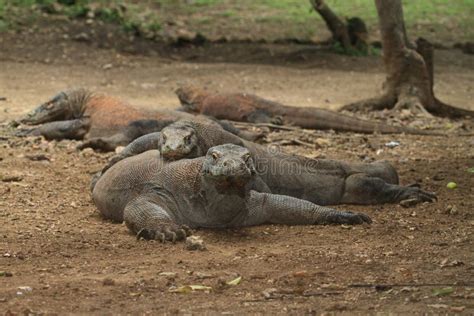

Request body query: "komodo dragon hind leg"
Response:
[79, 119, 171, 152]
[341, 174, 437, 205]
[123, 196, 191, 242]
[244, 191, 372, 226]
[14, 118, 90, 140]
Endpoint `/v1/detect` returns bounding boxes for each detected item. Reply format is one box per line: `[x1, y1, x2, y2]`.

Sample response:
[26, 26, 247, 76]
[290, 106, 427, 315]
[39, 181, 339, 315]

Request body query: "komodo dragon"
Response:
[175, 86, 442, 135]
[102, 120, 436, 206]
[92, 144, 372, 242]
[13, 88, 260, 151]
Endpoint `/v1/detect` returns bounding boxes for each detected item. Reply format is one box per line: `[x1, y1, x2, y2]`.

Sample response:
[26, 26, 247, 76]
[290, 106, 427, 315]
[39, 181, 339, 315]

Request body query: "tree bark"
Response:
[309, 0, 368, 52]
[310, 0, 351, 50]
[340, 0, 474, 118]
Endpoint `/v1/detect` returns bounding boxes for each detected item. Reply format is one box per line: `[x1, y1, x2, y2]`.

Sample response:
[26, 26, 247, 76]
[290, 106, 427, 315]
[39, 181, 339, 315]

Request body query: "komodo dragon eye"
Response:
[184, 135, 192, 144]
[243, 154, 251, 162]
[211, 152, 220, 160]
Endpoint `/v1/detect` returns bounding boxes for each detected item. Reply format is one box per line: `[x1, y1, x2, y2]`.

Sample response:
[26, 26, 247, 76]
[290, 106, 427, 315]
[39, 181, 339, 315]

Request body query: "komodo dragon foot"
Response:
[136, 223, 192, 243]
[323, 211, 372, 225]
[396, 185, 437, 207]
[14, 127, 39, 137]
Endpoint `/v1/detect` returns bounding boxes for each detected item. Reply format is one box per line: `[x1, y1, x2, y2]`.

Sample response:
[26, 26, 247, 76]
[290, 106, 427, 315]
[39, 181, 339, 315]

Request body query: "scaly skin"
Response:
[93, 145, 371, 242]
[13, 88, 261, 151]
[104, 120, 437, 206]
[175, 86, 443, 135]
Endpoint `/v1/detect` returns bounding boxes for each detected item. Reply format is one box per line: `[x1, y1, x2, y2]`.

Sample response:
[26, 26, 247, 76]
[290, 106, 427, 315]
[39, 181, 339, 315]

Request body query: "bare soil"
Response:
[0, 21, 473, 315]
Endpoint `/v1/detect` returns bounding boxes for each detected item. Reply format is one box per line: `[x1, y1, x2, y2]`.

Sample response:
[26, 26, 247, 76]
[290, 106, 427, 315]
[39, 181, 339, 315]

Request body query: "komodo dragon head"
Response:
[19, 88, 90, 125]
[202, 144, 256, 195]
[175, 86, 207, 113]
[159, 121, 202, 160]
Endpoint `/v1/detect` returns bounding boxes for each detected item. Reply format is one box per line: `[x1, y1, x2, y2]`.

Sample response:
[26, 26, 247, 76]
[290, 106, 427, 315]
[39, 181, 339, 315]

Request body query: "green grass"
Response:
[1, 0, 473, 42]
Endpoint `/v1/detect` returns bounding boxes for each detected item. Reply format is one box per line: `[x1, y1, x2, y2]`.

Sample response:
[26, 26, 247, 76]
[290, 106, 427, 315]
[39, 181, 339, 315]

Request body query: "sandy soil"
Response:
[0, 21, 473, 314]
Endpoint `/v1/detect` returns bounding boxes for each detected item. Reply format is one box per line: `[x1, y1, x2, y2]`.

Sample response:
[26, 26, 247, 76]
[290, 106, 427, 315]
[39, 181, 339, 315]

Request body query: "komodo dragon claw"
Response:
[270, 116, 284, 125]
[136, 225, 192, 243]
[329, 211, 372, 225]
[398, 187, 437, 207]
[14, 127, 38, 137]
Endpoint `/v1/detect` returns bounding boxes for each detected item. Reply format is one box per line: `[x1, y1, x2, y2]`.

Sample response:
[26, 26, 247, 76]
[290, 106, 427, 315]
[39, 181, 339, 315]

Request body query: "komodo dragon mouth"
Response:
[202, 144, 256, 197]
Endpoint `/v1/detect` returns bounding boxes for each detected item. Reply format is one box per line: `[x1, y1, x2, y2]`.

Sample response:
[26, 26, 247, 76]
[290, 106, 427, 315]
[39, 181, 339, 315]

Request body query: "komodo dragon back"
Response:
[176, 86, 444, 135]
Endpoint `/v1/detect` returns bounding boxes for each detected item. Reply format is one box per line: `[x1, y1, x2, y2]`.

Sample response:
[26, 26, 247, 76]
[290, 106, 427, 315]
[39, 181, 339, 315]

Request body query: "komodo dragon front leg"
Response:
[100, 132, 162, 174]
[123, 195, 191, 242]
[243, 191, 372, 226]
[78, 119, 173, 151]
[15, 118, 90, 140]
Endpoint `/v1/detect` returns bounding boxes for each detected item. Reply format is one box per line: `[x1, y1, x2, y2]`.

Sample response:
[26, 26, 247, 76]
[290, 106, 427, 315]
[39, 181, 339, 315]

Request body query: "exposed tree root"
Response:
[341, 94, 474, 119]
[340, 95, 394, 113]
[339, 0, 474, 120]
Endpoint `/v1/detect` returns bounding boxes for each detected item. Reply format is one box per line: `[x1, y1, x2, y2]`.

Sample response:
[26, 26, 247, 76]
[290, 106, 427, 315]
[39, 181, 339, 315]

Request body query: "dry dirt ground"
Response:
[1, 22, 474, 314]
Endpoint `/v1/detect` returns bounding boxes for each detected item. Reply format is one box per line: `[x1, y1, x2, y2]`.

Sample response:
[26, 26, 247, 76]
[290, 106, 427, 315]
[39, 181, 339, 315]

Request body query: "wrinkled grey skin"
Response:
[92, 144, 371, 242]
[103, 120, 437, 207]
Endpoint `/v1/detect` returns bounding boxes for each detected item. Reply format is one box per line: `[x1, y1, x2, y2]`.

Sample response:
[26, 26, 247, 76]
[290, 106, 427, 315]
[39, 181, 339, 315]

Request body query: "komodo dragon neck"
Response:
[64, 88, 93, 119]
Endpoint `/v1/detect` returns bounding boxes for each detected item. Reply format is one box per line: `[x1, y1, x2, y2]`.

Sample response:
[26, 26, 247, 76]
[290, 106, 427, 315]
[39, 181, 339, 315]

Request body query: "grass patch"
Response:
[0, 0, 472, 42]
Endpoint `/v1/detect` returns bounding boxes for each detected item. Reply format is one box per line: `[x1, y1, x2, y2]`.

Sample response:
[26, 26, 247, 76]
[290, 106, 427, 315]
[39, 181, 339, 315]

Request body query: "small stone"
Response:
[115, 146, 125, 154]
[262, 288, 278, 299]
[102, 64, 113, 70]
[445, 205, 458, 215]
[292, 270, 307, 278]
[73, 32, 90, 42]
[17, 286, 32, 292]
[185, 236, 206, 251]
[102, 278, 115, 286]
[80, 148, 95, 157]
[314, 138, 330, 147]
[384, 141, 400, 148]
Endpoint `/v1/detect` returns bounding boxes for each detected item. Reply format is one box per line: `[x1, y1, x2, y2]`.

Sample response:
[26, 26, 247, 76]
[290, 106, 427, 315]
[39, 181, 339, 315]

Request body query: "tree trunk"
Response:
[340, 0, 474, 118]
[309, 0, 368, 52]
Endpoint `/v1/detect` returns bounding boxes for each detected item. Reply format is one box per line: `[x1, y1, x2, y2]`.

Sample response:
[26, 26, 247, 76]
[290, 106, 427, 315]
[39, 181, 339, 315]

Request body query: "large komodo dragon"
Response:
[14, 88, 260, 151]
[103, 120, 437, 206]
[92, 144, 372, 242]
[176, 86, 442, 135]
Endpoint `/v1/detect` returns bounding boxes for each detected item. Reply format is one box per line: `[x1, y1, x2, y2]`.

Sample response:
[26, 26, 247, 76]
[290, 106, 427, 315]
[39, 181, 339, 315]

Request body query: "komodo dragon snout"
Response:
[159, 124, 199, 160]
[20, 91, 69, 124]
[202, 144, 256, 193]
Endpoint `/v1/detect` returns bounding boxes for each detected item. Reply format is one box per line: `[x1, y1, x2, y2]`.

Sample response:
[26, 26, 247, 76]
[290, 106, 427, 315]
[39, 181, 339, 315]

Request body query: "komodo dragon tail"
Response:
[288, 108, 444, 136]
